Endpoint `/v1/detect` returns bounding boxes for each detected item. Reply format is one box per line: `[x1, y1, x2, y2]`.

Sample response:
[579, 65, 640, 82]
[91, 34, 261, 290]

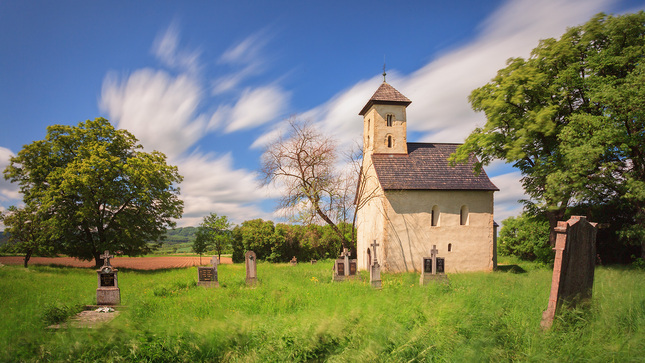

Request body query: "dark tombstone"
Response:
[541, 216, 598, 329]
[369, 240, 382, 289]
[333, 248, 359, 282]
[96, 250, 121, 305]
[245, 251, 258, 286]
[198, 256, 219, 288]
[420, 245, 448, 285]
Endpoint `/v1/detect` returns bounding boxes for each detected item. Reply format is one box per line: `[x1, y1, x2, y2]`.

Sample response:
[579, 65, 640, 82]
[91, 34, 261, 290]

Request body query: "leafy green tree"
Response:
[498, 214, 552, 264]
[3, 118, 184, 266]
[0, 205, 55, 267]
[452, 12, 645, 250]
[193, 213, 232, 260]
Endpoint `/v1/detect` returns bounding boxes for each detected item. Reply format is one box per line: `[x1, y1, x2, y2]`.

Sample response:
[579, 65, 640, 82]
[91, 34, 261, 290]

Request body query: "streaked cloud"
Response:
[100, 69, 207, 158]
[212, 32, 271, 95]
[176, 151, 274, 226]
[152, 22, 202, 74]
[0, 147, 20, 207]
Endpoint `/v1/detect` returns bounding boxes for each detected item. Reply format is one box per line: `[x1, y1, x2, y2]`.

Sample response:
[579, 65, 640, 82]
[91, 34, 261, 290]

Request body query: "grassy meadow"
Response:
[0, 259, 644, 362]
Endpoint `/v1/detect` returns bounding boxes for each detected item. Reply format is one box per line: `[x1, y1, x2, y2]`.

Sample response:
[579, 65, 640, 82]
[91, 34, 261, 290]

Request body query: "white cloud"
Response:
[491, 171, 529, 222]
[208, 86, 289, 133]
[100, 69, 207, 158]
[175, 151, 274, 226]
[0, 147, 20, 205]
[152, 22, 201, 74]
[212, 32, 271, 95]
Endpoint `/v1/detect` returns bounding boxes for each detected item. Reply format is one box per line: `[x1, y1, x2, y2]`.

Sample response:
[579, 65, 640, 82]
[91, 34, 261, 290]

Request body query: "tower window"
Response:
[387, 135, 393, 148]
[386, 114, 393, 127]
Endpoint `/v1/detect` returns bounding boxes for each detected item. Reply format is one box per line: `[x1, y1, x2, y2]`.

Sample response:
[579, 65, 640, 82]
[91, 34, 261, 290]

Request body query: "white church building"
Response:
[356, 81, 499, 273]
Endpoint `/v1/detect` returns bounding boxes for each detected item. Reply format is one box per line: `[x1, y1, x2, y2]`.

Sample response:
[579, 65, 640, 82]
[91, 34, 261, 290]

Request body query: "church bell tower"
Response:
[359, 81, 411, 156]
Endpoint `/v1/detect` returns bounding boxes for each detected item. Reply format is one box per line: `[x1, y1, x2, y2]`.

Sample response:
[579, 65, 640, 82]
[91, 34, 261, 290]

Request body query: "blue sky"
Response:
[1, 0, 644, 228]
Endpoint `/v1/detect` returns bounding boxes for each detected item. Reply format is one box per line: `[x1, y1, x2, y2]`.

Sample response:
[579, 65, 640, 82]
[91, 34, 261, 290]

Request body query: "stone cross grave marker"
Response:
[370, 240, 382, 289]
[290, 256, 298, 266]
[333, 248, 357, 281]
[420, 245, 447, 285]
[541, 216, 598, 329]
[96, 250, 120, 305]
[198, 256, 219, 288]
[245, 251, 258, 285]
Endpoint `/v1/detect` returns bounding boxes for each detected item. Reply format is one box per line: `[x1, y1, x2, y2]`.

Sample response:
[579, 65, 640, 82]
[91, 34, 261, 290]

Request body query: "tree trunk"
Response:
[23, 249, 32, 268]
[545, 208, 567, 247]
[94, 252, 102, 268]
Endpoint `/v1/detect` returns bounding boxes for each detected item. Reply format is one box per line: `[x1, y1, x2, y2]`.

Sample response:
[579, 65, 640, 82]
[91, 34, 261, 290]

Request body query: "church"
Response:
[356, 81, 499, 273]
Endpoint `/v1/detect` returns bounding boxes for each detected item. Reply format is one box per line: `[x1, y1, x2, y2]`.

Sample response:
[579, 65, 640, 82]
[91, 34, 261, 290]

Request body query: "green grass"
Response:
[0, 259, 644, 362]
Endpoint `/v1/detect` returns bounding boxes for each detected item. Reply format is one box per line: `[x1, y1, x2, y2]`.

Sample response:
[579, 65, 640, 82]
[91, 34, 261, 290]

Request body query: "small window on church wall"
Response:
[448, 243, 452, 252]
[431, 205, 439, 226]
[387, 135, 393, 148]
[460, 205, 469, 226]
[386, 114, 393, 127]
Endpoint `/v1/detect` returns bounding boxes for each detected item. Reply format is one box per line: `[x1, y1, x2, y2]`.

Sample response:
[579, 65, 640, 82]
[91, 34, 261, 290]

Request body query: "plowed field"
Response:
[0, 256, 232, 270]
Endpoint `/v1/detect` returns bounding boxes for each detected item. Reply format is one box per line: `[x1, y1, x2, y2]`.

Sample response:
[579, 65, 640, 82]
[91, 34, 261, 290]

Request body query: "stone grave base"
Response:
[198, 281, 220, 288]
[97, 287, 121, 305]
[47, 305, 122, 329]
[419, 273, 449, 286]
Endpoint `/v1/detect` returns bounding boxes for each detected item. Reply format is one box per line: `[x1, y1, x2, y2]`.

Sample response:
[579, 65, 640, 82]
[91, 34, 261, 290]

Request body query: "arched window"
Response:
[448, 243, 452, 252]
[460, 205, 469, 226]
[431, 205, 439, 226]
[387, 135, 393, 148]
[386, 114, 393, 127]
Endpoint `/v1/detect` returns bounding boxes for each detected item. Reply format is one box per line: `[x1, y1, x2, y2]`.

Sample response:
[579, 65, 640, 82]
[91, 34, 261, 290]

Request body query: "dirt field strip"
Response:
[0, 256, 233, 270]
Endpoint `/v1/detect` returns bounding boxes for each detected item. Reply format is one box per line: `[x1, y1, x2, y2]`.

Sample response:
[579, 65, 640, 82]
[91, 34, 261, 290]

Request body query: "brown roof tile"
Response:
[372, 143, 499, 191]
[359, 82, 412, 115]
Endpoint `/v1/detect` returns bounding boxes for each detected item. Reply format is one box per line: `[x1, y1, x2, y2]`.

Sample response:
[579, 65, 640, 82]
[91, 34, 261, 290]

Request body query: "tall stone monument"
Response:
[541, 216, 598, 329]
[245, 251, 258, 285]
[96, 250, 120, 305]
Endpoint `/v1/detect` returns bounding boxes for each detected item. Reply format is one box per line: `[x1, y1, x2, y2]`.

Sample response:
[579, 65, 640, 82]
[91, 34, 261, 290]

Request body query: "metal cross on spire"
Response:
[382, 61, 387, 82]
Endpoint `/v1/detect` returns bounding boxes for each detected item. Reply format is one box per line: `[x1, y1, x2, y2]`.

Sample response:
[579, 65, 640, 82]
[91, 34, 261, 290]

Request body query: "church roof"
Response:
[359, 82, 412, 115]
[371, 143, 499, 191]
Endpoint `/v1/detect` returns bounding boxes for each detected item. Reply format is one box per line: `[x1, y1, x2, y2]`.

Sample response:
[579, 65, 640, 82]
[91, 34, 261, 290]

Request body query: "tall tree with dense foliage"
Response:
[452, 12, 645, 251]
[193, 213, 232, 260]
[3, 118, 184, 266]
[498, 214, 552, 264]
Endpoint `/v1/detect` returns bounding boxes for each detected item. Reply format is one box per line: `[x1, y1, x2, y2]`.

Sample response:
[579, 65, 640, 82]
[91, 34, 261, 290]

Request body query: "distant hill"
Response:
[159, 227, 197, 246]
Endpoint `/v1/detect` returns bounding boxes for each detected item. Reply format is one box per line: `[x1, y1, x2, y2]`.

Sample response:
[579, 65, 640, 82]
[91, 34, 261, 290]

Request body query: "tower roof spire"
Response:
[359, 82, 411, 116]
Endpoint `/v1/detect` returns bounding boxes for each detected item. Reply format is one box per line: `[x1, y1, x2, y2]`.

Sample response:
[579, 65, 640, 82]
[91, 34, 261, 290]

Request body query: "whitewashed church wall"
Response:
[380, 190, 495, 273]
[356, 161, 385, 270]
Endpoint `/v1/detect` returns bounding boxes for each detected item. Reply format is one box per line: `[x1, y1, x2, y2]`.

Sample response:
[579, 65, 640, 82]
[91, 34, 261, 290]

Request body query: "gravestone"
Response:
[198, 256, 219, 288]
[369, 240, 382, 288]
[96, 250, 121, 305]
[310, 259, 317, 265]
[541, 216, 598, 329]
[245, 251, 258, 285]
[290, 256, 298, 266]
[420, 245, 448, 285]
[333, 248, 358, 281]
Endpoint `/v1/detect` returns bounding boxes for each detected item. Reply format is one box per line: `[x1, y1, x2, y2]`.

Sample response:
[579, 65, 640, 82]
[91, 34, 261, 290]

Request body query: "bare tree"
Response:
[261, 119, 354, 248]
